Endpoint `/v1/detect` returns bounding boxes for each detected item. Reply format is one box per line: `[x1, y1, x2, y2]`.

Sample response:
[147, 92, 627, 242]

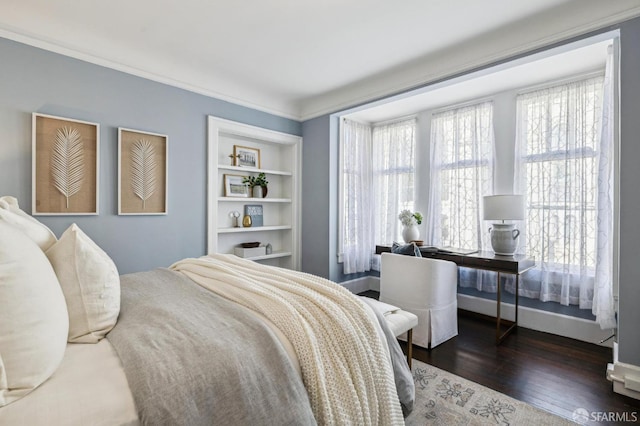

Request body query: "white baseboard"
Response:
[339, 276, 375, 295]
[608, 344, 640, 400]
[457, 294, 613, 346]
[370, 276, 380, 292]
[351, 277, 612, 346]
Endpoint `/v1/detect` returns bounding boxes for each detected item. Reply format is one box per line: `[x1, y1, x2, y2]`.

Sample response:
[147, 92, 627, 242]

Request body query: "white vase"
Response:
[488, 223, 520, 255]
[402, 225, 419, 243]
[252, 186, 263, 198]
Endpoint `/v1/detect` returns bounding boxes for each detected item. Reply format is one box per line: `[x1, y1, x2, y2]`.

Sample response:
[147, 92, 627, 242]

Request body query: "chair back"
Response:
[380, 252, 458, 310]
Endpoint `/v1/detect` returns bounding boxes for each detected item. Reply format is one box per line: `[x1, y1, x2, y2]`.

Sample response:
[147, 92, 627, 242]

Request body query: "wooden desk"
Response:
[375, 245, 535, 344]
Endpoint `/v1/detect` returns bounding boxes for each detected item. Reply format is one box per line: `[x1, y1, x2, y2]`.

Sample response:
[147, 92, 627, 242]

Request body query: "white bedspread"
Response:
[171, 254, 405, 426]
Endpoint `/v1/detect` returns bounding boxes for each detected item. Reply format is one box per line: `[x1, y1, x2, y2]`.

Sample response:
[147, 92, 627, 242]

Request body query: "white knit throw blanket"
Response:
[170, 254, 404, 426]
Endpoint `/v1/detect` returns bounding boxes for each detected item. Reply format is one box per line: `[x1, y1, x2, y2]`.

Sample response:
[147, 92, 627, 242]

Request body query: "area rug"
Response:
[405, 360, 575, 425]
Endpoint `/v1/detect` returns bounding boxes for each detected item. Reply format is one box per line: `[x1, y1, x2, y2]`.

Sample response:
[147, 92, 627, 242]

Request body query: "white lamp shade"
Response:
[483, 195, 525, 221]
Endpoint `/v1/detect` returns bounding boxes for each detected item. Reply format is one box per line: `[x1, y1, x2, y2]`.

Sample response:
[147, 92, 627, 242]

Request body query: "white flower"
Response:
[398, 209, 423, 227]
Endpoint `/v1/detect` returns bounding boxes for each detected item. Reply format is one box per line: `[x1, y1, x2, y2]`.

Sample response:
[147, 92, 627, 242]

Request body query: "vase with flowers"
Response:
[398, 209, 423, 243]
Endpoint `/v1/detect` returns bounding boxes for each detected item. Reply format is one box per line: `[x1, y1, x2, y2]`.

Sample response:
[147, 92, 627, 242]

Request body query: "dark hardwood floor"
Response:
[360, 291, 640, 425]
[411, 311, 640, 424]
[413, 311, 640, 424]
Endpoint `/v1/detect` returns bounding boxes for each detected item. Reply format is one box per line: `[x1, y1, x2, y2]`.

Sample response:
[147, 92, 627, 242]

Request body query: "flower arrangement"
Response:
[398, 209, 423, 227]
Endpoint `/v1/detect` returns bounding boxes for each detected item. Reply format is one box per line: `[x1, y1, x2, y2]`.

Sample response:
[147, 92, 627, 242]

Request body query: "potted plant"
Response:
[242, 173, 269, 198]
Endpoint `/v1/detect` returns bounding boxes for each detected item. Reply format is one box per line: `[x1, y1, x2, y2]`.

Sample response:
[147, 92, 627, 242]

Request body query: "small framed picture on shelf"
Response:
[224, 174, 249, 197]
[244, 204, 263, 227]
[233, 145, 260, 168]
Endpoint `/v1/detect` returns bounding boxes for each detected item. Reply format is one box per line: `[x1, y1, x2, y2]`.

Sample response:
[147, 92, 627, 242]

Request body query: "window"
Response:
[428, 102, 494, 250]
[516, 76, 606, 307]
[340, 39, 616, 329]
[340, 118, 416, 274]
[372, 119, 417, 245]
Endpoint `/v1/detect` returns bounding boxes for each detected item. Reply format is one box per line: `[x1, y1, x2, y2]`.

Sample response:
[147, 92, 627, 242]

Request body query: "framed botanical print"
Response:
[32, 113, 99, 215]
[118, 128, 168, 215]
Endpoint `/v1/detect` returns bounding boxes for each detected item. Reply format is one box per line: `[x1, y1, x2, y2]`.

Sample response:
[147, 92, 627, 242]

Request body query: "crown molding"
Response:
[0, 26, 302, 121]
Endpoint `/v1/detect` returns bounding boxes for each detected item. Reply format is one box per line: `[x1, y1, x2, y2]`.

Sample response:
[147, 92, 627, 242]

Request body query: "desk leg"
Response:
[496, 271, 501, 343]
[515, 273, 519, 325]
[496, 271, 518, 344]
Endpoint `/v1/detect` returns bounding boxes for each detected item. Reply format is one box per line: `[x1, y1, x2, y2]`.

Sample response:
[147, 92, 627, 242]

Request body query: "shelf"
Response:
[208, 116, 301, 270]
[218, 225, 292, 233]
[244, 251, 292, 261]
[218, 197, 292, 203]
[218, 165, 292, 176]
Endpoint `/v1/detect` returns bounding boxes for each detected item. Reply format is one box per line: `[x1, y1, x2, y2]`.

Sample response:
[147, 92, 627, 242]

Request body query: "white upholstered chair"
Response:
[380, 252, 459, 349]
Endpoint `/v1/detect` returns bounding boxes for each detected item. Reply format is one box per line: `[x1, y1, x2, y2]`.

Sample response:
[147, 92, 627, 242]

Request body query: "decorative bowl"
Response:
[240, 242, 260, 248]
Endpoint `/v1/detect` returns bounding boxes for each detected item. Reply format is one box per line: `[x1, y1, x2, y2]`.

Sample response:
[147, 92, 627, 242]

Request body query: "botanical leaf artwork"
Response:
[51, 126, 84, 208]
[130, 139, 157, 209]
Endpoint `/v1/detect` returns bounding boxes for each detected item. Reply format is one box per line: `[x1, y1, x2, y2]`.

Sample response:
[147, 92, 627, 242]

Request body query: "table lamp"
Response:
[483, 195, 525, 256]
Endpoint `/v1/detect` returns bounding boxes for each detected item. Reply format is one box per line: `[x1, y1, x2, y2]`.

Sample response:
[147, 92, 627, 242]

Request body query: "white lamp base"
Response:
[489, 223, 520, 255]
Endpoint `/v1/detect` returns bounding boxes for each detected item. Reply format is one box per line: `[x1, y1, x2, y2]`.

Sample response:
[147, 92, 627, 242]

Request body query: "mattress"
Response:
[0, 339, 139, 426]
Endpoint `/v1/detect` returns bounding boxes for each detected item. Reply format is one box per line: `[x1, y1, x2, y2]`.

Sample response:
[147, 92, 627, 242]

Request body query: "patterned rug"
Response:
[405, 360, 575, 425]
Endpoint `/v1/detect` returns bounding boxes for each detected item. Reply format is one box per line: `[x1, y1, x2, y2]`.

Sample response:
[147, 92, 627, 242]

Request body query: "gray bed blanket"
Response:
[107, 268, 316, 426]
[172, 254, 410, 424]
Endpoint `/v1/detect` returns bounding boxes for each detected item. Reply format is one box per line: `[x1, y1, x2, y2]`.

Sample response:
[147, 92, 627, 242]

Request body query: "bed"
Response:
[0, 196, 413, 425]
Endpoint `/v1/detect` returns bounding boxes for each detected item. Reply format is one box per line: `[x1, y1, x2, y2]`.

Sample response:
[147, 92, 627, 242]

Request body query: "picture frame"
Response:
[224, 174, 249, 197]
[118, 128, 168, 215]
[233, 145, 260, 168]
[32, 113, 99, 215]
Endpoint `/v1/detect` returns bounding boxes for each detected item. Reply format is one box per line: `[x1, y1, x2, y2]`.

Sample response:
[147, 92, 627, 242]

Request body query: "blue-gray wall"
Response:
[301, 116, 331, 278]
[618, 18, 640, 367]
[0, 37, 300, 274]
[301, 114, 351, 283]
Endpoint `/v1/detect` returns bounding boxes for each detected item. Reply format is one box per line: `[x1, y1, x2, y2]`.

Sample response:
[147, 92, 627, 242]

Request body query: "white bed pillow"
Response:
[46, 224, 120, 343]
[0, 221, 69, 407]
[0, 196, 57, 250]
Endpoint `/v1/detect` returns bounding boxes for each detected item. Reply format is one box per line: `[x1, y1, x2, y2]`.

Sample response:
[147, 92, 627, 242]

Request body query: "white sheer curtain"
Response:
[427, 102, 495, 291]
[515, 72, 614, 326]
[341, 119, 374, 274]
[372, 118, 417, 247]
[592, 45, 617, 329]
[341, 118, 416, 274]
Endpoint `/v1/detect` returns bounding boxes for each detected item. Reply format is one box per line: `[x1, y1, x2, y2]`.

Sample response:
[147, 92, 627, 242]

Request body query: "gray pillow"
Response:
[391, 242, 422, 257]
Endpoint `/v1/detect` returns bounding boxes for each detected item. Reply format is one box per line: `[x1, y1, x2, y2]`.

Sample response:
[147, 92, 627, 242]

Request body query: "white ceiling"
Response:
[1, 0, 639, 120]
[346, 38, 612, 123]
